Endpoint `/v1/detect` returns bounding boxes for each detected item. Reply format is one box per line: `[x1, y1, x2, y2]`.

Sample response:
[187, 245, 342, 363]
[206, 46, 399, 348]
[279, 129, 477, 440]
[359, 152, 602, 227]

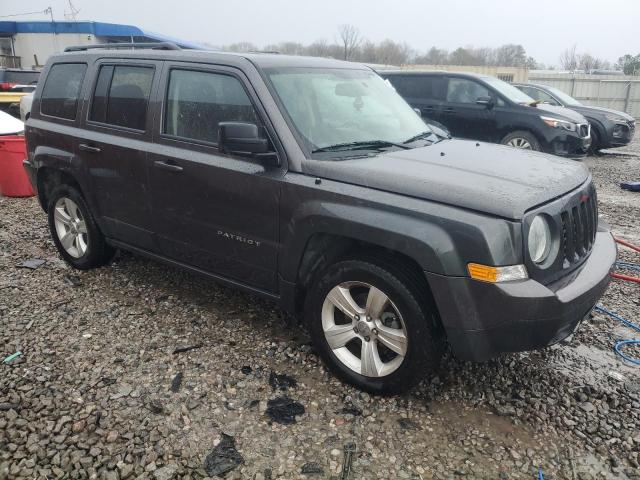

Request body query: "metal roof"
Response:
[0, 21, 203, 49]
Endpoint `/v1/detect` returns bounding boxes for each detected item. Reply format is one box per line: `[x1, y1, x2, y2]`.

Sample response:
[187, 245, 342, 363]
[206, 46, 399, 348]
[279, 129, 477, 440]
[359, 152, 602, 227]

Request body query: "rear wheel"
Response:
[47, 185, 114, 269]
[501, 131, 541, 151]
[305, 258, 443, 394]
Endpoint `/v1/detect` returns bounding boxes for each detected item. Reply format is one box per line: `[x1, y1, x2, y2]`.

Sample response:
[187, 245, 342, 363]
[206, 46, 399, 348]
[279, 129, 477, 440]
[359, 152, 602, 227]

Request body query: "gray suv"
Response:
[23, 44, 616, 393]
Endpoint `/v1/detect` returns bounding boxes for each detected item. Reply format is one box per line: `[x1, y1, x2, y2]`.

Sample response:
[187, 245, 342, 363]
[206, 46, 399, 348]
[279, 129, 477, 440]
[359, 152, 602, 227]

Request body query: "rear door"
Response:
[441, 76, 496, 140]
[79, 59, 161, 251]
[387, 74, 446, 124]
[147, 62, 282, 292]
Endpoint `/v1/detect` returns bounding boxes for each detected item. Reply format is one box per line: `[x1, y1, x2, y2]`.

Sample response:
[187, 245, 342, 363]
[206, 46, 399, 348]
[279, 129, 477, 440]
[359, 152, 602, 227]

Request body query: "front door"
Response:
[148, 63, 282, 292]
[441, 77, 495, 141]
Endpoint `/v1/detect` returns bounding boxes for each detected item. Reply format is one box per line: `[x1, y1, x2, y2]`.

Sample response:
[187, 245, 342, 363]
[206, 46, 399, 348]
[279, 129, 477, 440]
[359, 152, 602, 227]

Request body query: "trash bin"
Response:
[0, 135, 34, 197]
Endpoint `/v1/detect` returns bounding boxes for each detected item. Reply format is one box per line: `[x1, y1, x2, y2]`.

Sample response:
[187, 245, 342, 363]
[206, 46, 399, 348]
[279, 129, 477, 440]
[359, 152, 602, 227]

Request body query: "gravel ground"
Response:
[1, 138, 640, 480]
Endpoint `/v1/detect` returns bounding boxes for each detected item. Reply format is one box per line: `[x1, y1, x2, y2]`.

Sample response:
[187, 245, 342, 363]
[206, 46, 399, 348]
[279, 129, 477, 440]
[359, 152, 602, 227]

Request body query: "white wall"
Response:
[12, 33, 97, 69]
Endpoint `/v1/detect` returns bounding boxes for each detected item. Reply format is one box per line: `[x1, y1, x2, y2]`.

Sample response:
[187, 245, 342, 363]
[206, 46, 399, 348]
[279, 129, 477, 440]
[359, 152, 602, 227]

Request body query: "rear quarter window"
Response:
[40, 63, 87, 120]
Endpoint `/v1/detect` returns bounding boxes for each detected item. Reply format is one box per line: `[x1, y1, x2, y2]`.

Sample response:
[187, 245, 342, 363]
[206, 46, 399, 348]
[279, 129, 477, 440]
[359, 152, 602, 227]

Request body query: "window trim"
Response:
[86, 62, 156, 134]
[39, 62, 88, 122]
[159, 65, 266, 150]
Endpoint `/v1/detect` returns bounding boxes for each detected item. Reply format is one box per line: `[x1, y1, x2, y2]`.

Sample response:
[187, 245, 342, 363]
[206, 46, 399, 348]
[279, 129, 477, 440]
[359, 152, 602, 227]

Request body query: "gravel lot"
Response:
[1, 138, 639, 480]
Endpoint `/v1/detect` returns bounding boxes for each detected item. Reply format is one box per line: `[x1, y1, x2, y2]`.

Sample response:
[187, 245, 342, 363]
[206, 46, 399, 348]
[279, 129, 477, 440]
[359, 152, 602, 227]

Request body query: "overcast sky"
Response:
[2, 0, 638, 66]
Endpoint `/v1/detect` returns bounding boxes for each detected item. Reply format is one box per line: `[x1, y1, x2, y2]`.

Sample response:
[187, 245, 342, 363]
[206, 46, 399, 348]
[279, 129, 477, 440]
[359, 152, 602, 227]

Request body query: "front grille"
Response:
[578, 123, 590, 138]
[559, 192, 597, 268]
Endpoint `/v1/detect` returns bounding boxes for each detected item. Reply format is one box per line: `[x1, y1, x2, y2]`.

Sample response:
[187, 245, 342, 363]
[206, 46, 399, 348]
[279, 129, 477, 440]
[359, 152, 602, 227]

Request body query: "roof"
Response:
[0, 21, 203, 49]
[56, 48, 365, 70]
[378, 70, 490, 79]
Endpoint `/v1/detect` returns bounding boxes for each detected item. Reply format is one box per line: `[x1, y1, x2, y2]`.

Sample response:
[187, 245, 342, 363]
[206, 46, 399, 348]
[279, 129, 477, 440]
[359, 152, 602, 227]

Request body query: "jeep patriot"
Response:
[23, 44, 617, 393]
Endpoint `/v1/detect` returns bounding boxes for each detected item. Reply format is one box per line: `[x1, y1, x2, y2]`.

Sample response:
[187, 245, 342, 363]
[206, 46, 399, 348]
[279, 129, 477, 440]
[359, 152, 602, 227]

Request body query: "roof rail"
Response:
[64, 42, 181, 52]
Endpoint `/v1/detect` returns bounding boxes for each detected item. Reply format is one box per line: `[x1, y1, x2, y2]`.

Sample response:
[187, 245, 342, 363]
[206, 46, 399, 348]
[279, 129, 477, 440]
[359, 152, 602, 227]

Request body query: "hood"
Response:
[533, 103, 588, 124]
[303, 139, 590, 220]
[568, 104, 635, 122]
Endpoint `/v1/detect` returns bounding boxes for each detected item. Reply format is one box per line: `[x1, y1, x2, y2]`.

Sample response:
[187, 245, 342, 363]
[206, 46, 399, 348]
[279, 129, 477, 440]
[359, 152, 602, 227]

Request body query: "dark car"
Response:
[0, 68, 40, 91]
[380, 71, 592, 157]
[514, 83, 636, 153]
[23, 44, 616, 393]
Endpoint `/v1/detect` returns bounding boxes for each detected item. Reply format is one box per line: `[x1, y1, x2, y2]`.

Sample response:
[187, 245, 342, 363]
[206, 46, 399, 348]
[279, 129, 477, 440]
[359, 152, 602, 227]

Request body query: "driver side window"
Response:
[446, 78, 490, 104]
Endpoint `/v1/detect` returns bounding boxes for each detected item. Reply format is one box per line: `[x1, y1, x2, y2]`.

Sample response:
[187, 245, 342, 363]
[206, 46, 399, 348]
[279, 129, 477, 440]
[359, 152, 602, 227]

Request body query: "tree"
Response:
[559, 45, 578, 70]
[616, 54, 640, 75]
[223, 42, 258, 53]
[414, 47, 449, 65]
[493, 44, 527, 67]
[337, 24, 360, 61]
[305, 39, 330, 57]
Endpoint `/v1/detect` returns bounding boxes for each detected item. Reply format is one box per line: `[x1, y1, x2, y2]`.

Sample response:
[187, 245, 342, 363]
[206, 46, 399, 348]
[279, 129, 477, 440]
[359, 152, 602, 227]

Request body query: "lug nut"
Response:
[354, 315, 360, 321]
[366, 316, 371, 321]
[372, 328, 378, 335]
[364, 336, 370, 342]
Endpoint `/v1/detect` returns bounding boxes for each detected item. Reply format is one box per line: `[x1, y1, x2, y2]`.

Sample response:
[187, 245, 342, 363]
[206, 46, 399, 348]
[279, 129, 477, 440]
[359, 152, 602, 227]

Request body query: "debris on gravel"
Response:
[1, 138, 639, 478]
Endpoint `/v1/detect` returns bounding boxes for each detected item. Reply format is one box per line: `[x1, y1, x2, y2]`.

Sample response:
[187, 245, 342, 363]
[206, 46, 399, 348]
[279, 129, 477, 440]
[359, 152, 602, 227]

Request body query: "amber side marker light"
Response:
[468, 263, 528, 283]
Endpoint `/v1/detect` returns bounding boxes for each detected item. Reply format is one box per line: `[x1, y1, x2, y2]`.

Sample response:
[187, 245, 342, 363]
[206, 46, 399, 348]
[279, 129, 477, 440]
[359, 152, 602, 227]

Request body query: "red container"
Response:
[0, 135, 34, 198]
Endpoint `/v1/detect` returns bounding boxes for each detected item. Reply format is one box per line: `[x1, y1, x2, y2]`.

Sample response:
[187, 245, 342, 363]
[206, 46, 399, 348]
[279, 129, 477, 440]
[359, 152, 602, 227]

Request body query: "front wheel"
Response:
[47, 185, 114, 269]
[501, 131, 541, 151]
[305, 259, 443, 394]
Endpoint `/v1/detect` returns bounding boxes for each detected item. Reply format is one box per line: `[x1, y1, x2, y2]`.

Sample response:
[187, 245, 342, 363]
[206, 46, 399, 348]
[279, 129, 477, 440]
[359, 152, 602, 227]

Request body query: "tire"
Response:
[588, 128, 601, 155]
[304, 258, 443, 394]
[47, 184, 114, 269]
[501, 131, 541, 151]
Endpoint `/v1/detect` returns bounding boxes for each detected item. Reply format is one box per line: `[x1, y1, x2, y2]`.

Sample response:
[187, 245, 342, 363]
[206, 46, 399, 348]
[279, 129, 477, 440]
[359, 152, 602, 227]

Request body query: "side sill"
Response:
[106, 238, 281, 303]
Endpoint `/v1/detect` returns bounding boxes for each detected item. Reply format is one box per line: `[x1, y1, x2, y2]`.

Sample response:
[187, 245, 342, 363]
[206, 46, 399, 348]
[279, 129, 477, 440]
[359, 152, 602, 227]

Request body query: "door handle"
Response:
[79, 143, 101, 153]
[153, 160, 183, 173]
[443, 108, 455, 113]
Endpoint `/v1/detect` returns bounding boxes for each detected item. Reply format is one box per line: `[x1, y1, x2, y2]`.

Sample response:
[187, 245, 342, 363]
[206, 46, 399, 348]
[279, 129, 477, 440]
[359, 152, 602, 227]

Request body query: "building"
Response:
[0, 21, 202, 70]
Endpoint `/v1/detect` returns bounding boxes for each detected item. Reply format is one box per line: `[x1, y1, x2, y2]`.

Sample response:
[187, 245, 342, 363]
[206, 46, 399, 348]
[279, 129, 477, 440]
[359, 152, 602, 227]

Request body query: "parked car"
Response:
[8, 84, 37, 93]
[20, 92, 33, 122]
[0, 68, 40, 91]
[380, 71, 592, 157]
[514, 83, 636, 153]
[24, 45, 616, 393]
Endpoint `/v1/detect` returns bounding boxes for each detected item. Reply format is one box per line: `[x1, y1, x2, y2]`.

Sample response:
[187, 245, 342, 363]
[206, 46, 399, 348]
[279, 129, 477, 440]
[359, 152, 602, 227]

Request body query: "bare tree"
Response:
[559, 45, 578, 70]
[305, 39, 330, 57]
[337, 24, 361, 61]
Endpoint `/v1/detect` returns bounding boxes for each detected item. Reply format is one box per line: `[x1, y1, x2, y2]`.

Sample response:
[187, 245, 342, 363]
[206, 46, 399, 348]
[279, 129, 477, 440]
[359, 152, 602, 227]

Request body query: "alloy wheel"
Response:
[506, 137, 532, 149]
[321, 281, 408, 377]
[53, 197, 88, 258]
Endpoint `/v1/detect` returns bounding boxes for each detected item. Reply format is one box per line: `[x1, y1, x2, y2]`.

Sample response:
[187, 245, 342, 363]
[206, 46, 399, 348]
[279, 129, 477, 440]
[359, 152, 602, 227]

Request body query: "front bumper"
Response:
[425, 229, 616, 361]
[546, 129, 591, 157]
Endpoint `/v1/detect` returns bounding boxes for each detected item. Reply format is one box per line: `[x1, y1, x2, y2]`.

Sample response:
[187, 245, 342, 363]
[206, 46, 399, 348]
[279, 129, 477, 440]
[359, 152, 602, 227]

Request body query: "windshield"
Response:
[483, 77, 534, 104]
[544, 85, 582, 106]
[265, 67, 430, 154]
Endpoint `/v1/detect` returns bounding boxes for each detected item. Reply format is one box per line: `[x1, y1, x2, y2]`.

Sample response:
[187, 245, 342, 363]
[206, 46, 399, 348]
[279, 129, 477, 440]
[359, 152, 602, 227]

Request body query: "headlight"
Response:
[604, 113, 628, 123]
[540, 115, 577, 132]
[528, 215, 551, 264]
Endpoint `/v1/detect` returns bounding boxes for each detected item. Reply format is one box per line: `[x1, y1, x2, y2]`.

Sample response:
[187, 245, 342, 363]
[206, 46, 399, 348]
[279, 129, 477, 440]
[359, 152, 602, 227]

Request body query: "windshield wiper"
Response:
[312, 140, 410, 153]
[403, 130, 434, 144]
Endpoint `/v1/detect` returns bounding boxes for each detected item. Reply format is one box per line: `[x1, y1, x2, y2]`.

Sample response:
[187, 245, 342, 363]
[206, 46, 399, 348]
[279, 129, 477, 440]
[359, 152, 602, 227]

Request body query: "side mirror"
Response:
[218, 122, 270, 155]
[476, 96, 494, 108]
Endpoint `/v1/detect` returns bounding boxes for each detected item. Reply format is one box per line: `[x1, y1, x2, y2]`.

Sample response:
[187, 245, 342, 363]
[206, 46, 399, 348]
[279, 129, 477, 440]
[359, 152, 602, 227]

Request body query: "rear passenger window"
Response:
[393, 76, 434, 100]
[89, 65, 153, 130]
[40, 63, 86, 120]
[164, 69, 259, 144]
